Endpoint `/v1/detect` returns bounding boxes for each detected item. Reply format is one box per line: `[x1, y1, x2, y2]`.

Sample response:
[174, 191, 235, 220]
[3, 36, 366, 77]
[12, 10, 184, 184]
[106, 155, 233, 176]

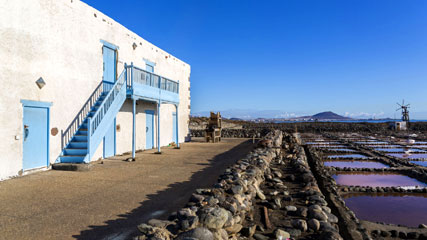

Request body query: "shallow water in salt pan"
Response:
[324, 161, 388, 168]
[313, 145, 346, 148]
[387, 153, 427, 159]
[306, 142, 340, 145]
[325, 148, 356, 152]
[410, 145, 427, 148]
[375, 148, 426, 153]
[410, 161, 427, 167]
[355, 141, 389, 145]
[343, 193, 427, 227]
[333, 173, 427, 187]
[328, 154, 368, 159]
[365, 144, 402, 148]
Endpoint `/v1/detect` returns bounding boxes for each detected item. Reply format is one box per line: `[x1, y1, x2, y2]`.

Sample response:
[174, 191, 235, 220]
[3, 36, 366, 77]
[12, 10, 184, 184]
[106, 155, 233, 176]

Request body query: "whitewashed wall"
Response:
[0, 0, 191, 180]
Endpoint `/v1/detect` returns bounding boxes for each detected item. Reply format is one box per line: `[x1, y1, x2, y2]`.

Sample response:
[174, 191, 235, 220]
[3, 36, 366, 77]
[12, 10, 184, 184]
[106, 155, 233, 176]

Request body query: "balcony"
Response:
[126, 65, 180, 104]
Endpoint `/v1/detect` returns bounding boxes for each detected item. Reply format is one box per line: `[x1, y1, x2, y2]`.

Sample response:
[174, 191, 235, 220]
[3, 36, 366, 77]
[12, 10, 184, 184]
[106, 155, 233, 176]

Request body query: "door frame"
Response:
[20, 100, 52, 170]
[145, 110, 155, 149]
[100, 40, 118, 158]
[100, 39, 119, 83]
[103, 118, 116, 158]
[172, 112, 177, 143]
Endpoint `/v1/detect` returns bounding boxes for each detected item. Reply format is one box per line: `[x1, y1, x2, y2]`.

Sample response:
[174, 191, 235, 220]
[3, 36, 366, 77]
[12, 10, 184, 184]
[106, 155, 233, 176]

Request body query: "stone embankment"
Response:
[134, 130, 283, 240]
[243, 133, 345, 240]
[190, 129, 271, 139]
[133, 131, 349, 240]
[190, 121, 427, 136]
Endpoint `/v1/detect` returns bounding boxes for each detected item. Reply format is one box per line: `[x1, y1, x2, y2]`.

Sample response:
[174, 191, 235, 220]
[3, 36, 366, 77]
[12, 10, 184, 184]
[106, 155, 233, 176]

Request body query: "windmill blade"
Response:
[396, 108, 401, 111]
[397, 102, 402, 107]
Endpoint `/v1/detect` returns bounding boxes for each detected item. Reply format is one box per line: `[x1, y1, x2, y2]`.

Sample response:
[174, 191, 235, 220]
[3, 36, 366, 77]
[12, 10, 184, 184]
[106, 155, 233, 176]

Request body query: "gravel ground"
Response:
[0, 138, 253, 240]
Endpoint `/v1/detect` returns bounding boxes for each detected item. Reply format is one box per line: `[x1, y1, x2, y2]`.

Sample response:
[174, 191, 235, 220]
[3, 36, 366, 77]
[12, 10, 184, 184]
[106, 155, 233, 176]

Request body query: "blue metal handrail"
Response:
[61, 81, 104, 149]
[89, 70, 126, 136]
[126, 65, 179, 94]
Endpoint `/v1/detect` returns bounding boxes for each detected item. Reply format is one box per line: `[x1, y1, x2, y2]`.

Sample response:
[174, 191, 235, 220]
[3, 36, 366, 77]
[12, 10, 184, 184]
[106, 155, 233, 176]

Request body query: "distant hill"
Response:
[298, 111, 352, 120]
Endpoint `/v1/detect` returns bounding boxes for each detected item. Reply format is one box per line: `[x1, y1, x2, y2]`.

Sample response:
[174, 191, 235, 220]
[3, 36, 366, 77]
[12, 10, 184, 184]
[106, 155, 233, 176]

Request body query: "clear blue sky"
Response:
[82, 0, 427, 119]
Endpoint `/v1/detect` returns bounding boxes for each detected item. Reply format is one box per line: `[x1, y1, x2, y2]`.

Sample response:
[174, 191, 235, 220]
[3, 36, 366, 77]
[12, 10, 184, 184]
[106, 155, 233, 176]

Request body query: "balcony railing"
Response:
[126, 64, 179, 94]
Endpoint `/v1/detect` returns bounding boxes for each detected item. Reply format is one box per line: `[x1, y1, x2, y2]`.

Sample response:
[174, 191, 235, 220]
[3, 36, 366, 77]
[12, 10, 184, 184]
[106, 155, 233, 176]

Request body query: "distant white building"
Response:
[0, 0, 191, 180]
[394, 121, 407, 131]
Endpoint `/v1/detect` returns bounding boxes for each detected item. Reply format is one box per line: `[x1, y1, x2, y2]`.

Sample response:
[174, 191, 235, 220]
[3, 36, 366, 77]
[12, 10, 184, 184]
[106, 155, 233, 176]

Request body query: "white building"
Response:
[0, 0, 191, 180]
[394, 121, 407, 131]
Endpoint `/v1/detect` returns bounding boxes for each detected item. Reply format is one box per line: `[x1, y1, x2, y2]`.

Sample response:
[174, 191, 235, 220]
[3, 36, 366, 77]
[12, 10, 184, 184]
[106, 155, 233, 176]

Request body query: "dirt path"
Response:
[0, 138, 253, 240]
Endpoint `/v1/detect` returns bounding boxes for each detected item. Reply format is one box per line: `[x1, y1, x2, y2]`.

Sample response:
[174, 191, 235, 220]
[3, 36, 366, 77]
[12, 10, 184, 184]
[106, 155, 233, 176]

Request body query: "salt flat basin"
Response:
[410, 161, 427, 167]
[365, 144, 402, 148]
[343, 193, 427, 227]
[325, 148, 356, 152]
[375, 148, 427, 153]
[355, 141, 389, 145]
[314, 145, 346, 148]
[409, 145, 427, 148]
[387, 153, 427, 159]
[306, 142, 340, 145]
[333, 173, 427, 187]
[324, 161, 388, 168]
[328, 154, 369, 159]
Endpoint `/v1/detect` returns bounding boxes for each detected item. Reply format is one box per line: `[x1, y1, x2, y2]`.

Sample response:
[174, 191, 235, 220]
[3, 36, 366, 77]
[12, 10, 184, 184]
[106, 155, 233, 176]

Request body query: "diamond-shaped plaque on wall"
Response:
[35, 77, 46, 89]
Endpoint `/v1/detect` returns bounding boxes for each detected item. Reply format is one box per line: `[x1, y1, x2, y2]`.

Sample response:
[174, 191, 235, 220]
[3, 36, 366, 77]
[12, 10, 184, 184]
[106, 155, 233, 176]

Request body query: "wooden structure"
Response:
[205, 112, 222, 142]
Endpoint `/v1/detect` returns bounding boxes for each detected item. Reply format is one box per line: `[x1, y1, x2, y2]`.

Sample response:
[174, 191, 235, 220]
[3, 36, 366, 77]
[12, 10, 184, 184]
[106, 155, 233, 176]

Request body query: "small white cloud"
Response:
[344, 111, 385, 118]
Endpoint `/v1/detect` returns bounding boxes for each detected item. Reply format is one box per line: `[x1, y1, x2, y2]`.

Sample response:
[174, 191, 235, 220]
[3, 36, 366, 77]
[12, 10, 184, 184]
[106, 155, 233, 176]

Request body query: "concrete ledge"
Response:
[52, 163, 92, 172]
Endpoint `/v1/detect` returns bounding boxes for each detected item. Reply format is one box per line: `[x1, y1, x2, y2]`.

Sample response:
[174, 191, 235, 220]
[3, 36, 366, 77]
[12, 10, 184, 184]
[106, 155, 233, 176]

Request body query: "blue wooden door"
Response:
[103, 119, 116, 158]
[23, 107, 48, 170]
[103, 46, 116, 84]
[172, 112, 177, 143]
[146, 110, 154, 149]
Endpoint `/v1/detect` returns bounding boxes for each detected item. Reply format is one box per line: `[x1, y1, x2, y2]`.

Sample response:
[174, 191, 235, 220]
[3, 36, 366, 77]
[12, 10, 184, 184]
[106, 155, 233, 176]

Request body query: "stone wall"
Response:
[134, 130, 283, 240]
[191, 122, 427, 139]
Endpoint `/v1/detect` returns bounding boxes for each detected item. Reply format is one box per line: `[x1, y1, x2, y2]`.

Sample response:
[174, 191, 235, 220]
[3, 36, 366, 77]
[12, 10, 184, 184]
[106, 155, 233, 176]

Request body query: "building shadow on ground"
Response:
[73, 139, 254, 240]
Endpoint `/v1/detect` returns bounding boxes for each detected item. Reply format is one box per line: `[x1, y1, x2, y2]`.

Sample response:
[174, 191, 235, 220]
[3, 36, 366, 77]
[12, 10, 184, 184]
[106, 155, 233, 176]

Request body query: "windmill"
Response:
[396, 100, 410, 124]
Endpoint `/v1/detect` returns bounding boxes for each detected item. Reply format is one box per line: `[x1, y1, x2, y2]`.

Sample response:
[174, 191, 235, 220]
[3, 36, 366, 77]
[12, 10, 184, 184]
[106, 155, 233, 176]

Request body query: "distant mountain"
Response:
[192, 110, 355, 121]
[298, 111, 352, 120]
[191, 109, 304, 120]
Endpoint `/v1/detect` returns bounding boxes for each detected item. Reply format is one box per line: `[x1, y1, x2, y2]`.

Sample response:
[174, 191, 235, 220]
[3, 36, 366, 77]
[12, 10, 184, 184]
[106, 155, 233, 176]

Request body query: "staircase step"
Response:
[78, 130, 88, 135]
[69, 142, 88, 148]
[60, 155, 85, 163]
[90, 106, 99, 112]
[64, 148, 87, 155]
[73, 135, 88, 142]
[88, 110, 99, 117]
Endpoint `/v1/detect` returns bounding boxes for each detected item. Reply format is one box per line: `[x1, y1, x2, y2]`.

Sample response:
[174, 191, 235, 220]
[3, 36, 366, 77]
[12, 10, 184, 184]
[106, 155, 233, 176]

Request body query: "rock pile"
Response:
[134, 130, 283, 240]
[190, 129, 271, 139]
[241, 134, 344, 240]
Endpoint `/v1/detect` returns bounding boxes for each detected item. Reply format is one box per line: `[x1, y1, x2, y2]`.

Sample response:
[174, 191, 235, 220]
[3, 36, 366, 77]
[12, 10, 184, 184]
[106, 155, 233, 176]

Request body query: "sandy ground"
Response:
[0, 138, 253, 240]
